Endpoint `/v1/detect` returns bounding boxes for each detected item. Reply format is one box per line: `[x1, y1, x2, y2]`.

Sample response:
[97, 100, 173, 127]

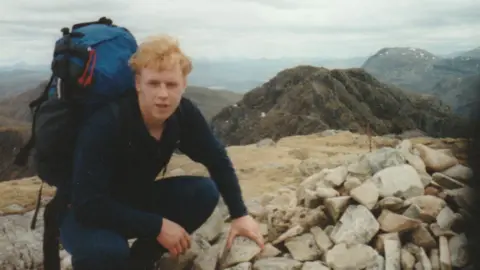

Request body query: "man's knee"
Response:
[195, 177, 220, 214]
[184, 177, 220, 232]
[71, 240, 130, 270]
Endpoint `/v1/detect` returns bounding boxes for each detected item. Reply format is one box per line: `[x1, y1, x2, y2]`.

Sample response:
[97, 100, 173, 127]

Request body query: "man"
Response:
[58, 35, 264, 270]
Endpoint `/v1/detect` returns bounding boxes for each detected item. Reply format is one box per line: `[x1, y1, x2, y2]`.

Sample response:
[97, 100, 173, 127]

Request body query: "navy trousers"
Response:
[59, 176, 220, 270]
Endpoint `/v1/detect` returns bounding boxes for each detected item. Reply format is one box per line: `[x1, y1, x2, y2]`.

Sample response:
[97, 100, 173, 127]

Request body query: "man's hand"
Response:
[156, 218, 191, 258]
[226, 215, 264, 250]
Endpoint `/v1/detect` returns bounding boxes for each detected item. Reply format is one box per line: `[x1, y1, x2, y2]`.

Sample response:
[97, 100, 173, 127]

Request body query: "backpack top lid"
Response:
[50, 18, 138, 109]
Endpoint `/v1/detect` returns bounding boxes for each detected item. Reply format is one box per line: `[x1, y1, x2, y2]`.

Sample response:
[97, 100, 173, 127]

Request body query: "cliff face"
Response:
[211, 66, 468, 146]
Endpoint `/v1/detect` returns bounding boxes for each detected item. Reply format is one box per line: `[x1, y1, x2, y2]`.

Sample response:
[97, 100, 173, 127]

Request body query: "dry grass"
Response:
[0, 131, 467, 215]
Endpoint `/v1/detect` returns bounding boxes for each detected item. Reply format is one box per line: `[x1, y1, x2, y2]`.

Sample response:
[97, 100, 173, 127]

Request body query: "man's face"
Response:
[135, 65, 186, 123]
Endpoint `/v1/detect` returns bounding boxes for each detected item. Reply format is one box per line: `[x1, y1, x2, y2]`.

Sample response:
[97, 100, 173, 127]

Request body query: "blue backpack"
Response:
[15, 17, 138, 185]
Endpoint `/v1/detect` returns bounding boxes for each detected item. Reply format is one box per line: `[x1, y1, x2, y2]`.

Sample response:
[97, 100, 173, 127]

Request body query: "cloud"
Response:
[1, 0, 479, 66]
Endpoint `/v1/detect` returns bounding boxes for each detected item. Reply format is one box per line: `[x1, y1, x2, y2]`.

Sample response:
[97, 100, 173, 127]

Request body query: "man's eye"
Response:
[167, 82, 177, 88]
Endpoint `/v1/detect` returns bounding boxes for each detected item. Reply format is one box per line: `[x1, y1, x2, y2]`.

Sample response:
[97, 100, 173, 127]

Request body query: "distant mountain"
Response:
[211, 65, 468, 146]
[189, 57, 367, 92]
[362, 46, 480, 116]
[459, 47, 480, 58]
[0, 68, 49, 98]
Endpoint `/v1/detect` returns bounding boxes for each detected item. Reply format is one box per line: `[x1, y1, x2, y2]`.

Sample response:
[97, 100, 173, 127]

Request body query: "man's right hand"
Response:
[156, 218, 191, 258]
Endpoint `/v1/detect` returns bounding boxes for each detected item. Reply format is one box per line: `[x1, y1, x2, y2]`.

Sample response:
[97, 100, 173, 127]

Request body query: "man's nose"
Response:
[157, 85, 169, 98]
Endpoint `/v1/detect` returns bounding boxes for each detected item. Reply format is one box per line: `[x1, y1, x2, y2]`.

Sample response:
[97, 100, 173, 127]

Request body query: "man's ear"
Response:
[135, 74, 141, 93]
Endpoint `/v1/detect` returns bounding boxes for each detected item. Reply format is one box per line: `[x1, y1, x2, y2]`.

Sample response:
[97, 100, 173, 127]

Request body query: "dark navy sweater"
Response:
[70, 94, 247, 239]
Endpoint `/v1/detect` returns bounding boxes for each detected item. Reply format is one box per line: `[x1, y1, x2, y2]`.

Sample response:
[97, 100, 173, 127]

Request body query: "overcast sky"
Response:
[1, 0, 479, 66]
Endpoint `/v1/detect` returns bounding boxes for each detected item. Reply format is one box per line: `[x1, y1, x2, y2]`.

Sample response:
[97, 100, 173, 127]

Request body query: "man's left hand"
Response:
[226, 215, 265, 250]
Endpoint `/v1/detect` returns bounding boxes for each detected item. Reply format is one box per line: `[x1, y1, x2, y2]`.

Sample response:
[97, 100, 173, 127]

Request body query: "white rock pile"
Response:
[0, 139, 474, 270]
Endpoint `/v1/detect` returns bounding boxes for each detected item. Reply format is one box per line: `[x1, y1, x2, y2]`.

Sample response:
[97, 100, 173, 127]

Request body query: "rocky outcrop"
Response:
[211, 66, 468, 146]
[1, 139, 473, 269]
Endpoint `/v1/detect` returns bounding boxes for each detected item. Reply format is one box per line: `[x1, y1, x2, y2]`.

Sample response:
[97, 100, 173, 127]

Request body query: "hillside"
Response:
[183, 86, 243, 120]
[362, 47, 480, 115]
[211, 65, 468, 146]
[430, 74, 480, 117]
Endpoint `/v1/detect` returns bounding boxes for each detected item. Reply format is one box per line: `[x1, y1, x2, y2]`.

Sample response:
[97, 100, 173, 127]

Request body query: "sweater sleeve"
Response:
[70, 106, 163, 238]
[177, 99, 248, 219]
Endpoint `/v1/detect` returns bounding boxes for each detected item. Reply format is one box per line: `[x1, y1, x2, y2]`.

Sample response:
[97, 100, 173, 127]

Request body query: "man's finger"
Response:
[226, 229, 237, 250]
[180, 236, 189, 252]
[247, 230, 265, 248]
[183, 231, 191, 249]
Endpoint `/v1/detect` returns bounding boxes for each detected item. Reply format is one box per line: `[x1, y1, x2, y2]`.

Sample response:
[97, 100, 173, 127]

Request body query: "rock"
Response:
[441, 164, 472, 183]
[193, 244, 222, 270]
[401, 248, 416, 270]
[284, 233, 322, 261]
[429, 223, 457, 238]
[404, 152, 428, 176]
[246, 200, 267, 220]
[310, 226, 333, 254]
[374, 232, 400, 253]
[371, 164, 424, 199]
[225, 262, 252, 270]
[404, 195, 446, 222]
[315, 187, 339, 199]
[219, 236, 262, 268]
[439, 236, 452, 270]
[449, 234, 468, 268]
[0, 209, 44, 270]
[424, 186, 440, 197]
[323, 165, 348, 187]
[384, 239, 401, 270]
[416, 247, 433, 270]
[432, 173, 465, 189]
[255, 243, 281, 259]
[403, 204, 433, 223]
[272, 225, 305, 245]
[429, 249, 440, 270]
[411, 224, 437, 250]
[343, 176, 362, 191]
[301, 189, 322, 208]
[444, 187, 475, 211]
[325, 243, 380, 269]
[256, 138, 276, 148]
[415, 144, 458, 172]
[253, 257, 302, 270]
[377, 209, 421, 233]
[194, 207, 225, 242]
[365, 147, 407, 174]
[330, 205, 380, 245]
[377, 197, 406, 211]
[350, 180, 379, 210]
[436, 206, 457, 230]
[324, 196, 350, 222]
[301, 261, 329, 270]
